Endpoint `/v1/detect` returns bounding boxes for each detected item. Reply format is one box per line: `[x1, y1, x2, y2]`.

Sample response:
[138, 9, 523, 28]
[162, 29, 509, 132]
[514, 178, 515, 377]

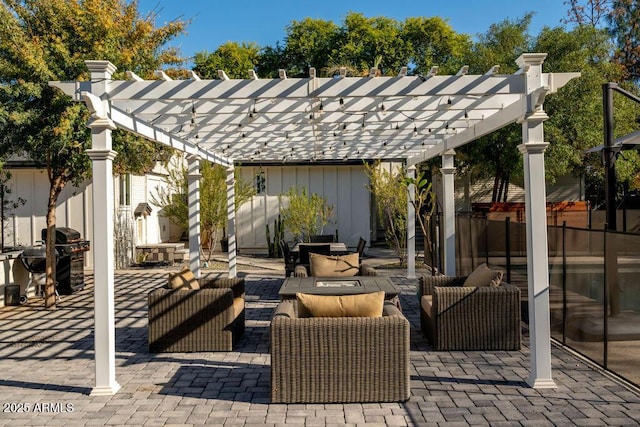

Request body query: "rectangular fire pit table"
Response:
[278, 276, 402, 308]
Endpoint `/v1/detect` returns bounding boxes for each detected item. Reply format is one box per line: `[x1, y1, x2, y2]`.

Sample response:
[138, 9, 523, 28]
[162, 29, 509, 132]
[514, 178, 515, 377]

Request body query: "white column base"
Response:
[90, 383, 121, 396]
[526, 377, 557, 389]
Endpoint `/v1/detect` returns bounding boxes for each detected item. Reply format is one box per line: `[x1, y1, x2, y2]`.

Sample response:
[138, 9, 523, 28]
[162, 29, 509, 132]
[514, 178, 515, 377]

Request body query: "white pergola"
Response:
[51, 53, 579, 396]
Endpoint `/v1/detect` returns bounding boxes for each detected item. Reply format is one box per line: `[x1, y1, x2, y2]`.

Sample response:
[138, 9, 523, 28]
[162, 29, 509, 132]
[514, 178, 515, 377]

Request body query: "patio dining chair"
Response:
[297, 243, 331, 265]
[356, 237, 367, 260]
[309, 234, 334, 243]
[279, 239, 297, 277]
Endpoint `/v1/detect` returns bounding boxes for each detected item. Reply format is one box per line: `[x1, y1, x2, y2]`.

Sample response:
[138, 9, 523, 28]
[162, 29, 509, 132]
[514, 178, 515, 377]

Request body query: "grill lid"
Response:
[19, 245, 48, 273]
[41, 227, 81, 244]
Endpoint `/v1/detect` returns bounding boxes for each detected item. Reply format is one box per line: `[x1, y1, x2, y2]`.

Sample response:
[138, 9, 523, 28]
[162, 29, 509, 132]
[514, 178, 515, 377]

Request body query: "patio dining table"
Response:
[291, 242, 348, 254]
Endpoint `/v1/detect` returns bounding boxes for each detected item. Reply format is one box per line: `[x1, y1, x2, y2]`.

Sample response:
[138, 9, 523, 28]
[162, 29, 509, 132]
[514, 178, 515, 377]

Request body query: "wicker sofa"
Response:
[270, 299, 410, 403]
[418, 274, 521, 351]
[148, 275, 245, 352]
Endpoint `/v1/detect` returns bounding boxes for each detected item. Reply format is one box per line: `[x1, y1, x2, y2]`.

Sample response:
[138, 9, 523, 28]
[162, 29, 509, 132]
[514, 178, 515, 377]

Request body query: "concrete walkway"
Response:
[1, 260, 639, 426]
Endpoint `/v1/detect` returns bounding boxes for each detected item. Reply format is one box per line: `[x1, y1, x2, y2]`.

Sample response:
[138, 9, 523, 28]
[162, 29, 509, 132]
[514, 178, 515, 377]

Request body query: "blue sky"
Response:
[138, 0, 570, 61]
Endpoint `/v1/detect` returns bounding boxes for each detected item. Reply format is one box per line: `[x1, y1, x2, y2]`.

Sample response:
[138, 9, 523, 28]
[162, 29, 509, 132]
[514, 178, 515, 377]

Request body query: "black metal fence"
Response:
[455, 213, 640, 387]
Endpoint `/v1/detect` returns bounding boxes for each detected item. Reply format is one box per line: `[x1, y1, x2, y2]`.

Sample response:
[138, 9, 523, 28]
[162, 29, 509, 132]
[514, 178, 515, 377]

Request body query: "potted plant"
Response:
[153, 156, 255, 258]
[279, 186, 334, 242]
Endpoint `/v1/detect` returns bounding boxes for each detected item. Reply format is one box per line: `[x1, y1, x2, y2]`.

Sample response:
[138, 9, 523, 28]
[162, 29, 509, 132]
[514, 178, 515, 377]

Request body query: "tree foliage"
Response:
[402, 170, 438, 272]
[279, 186, 334, 242]
[0, 0, 186, 308]
[608, 0, 640, 81]
[402, 17, 471, 75]
[364, 161, 407, 264]
[151, 157, 255, 261]
[193, 41, 261, 79]
[457, 15, 533, 200]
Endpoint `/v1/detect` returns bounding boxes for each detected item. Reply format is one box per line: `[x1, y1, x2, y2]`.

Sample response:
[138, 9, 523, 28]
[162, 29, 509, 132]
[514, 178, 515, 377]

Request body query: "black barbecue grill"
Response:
[39, 227, 90, 294]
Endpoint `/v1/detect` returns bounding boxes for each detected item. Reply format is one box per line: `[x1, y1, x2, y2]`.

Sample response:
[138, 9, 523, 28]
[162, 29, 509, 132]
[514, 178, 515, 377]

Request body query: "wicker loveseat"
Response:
[418, 273, 521, 351]
[148, 275, 245, 352]
[270, 299, 410, 403]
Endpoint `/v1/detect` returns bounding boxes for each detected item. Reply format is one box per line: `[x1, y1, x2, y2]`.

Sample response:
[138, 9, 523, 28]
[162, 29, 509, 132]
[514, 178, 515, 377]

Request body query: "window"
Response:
[119, 174, 131, 206]
[255, 170, 266, 195]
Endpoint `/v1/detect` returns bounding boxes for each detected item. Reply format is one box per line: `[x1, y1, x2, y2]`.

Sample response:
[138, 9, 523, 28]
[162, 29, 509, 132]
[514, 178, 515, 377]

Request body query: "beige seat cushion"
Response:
[463, 263, 503, 287]
[232, 297, 244, 318]
[420, 295, 433, 317]
[309, 252, 359, 277]
[167, 266, 200, 290]
[296, 291, 385, 318]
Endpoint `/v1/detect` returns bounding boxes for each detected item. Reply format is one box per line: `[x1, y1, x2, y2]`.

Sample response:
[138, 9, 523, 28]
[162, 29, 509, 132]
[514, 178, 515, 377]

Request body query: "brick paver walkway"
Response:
[0, 269, 639, 426]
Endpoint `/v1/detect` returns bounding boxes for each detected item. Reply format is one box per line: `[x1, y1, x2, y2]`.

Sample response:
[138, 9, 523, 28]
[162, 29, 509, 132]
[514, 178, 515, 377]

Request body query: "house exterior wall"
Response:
[2, 164, 180, 268]
[3, 168, 94, 266]
[0, 161, 369, 302]
[237, 164, 371, 253]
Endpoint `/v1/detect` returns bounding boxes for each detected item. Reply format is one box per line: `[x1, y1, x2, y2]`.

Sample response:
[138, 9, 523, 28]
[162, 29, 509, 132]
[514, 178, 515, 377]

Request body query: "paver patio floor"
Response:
[1, 268, 639, 426]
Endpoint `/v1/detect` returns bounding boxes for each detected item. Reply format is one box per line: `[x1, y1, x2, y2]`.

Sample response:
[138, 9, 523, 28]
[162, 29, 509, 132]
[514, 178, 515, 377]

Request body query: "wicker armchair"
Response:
[418, 275, 521, 351]
[270, 299, 410, 403]
[148, 276, 245, 352]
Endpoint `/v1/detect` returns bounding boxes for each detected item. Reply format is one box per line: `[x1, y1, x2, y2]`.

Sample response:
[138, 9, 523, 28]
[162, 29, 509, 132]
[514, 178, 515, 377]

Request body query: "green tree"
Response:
[279, 187, 334, 242]
[534, 25, 635, 189]
[332, 13, 411, 76]
[608, 0, 640, 80]
[0, 0, 186, 308]
[401, 16, 471, 75]
[364, 161, 407, 264]
[458, 15, 533, 201]
[194, 41, 261, 79]
[402, 170, 438, 272]
[152, 158, 255, 262]
[283, 17, 339, 77]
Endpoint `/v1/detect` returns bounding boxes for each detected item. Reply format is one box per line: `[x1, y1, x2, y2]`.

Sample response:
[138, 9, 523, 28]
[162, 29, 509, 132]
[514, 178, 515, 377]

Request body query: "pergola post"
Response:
[226, 166, 237, 278]
[517, 53, 556, 389]
[441, 149, 457, 276]
[85, 60, 121, 396]
[406, 165, 416, 279]
[187, 156, 201, 277]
